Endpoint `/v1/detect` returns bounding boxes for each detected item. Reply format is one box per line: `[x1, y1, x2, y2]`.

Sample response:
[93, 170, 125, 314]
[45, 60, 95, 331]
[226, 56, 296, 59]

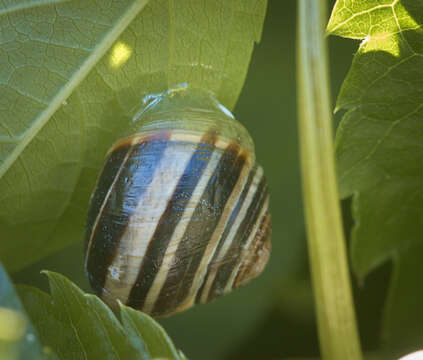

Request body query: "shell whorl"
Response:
[126, 86, 256, 162]
[84, 88, 271, 317]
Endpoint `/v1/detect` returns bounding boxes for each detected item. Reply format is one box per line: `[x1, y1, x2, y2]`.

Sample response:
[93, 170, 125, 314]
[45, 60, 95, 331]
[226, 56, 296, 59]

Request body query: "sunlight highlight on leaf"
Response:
[361, 34, 401, 57]
[109, 42, 133, 69]
[328, 0, 420, 42]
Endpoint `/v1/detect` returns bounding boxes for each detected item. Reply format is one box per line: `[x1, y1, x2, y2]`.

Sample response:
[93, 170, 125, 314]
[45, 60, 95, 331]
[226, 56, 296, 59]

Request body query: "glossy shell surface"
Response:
[85, 88, 271, 317]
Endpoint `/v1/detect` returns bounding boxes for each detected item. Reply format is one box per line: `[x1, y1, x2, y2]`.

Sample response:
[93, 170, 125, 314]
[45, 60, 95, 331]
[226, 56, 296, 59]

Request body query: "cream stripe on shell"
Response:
[198, 166, 264, 304]
[102, 136, 197, 305]
[224, 196, 270, 293]
[84, 138, 136, 269]
[183, 162, 253, 309]
[141, 149, 223, 314]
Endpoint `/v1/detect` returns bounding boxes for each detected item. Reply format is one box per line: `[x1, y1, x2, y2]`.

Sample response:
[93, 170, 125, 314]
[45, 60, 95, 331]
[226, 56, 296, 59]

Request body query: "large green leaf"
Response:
[0, 0, 268, 271]
[18, 271, 183, 360]
[0, 0, 151, 270]
[328, 0, 423, 350]
[0, 263, 44, 360]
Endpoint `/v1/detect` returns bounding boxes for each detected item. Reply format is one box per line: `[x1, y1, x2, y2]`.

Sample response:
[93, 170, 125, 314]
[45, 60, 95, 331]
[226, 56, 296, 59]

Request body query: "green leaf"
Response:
[382, 243, 423, 350]
[120, 304, 180, 360]
[18, 271, 183, 360]
[0, 263, 43, 360]
[0, 0, 69, 16]
[0, 0, 151, 271]
[327, 1, 421, 40]
[328, 0, 423, 350]
[0, 0, 268, 272]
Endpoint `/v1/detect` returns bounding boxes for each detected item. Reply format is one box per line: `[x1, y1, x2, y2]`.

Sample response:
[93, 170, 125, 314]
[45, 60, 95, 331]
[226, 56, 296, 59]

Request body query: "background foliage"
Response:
[328, 0, 423, 355]
[1, 0, 422, 359]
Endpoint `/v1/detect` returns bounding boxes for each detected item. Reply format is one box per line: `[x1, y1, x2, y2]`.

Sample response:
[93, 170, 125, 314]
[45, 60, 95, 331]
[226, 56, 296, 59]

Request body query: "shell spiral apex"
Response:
[84, 86, 271, 317]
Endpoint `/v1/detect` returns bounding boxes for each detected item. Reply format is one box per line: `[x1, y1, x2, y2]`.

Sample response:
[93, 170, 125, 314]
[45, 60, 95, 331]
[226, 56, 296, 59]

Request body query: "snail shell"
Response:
[84, 87, 271, 317]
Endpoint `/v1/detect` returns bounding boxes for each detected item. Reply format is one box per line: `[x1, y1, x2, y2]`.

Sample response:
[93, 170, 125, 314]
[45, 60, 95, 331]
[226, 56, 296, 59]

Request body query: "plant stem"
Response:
[297, 1, 363, 359]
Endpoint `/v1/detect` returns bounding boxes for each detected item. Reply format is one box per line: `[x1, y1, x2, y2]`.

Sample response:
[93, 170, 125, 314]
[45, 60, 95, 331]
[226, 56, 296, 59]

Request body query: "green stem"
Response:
[297, 1, 363, 359]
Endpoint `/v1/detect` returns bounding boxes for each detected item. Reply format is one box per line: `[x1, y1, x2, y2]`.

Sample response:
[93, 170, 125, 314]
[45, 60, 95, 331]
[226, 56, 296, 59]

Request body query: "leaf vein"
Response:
[340, 102, 423, 182]
[329, 0, 399, 36]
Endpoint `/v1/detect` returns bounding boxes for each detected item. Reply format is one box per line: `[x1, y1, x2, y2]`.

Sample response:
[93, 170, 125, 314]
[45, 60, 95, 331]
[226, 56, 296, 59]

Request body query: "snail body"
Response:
[84, 87, 271, 317]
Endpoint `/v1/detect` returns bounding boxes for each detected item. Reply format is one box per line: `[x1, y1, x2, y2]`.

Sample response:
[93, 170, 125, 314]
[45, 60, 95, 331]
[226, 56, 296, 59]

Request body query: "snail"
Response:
[84, 86, 271, 317]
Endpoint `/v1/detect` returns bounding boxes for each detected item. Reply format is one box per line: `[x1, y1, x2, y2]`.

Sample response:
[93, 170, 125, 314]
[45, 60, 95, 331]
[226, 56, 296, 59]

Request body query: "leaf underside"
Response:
[0, 0, 268, 271]
[328, 0, 423, 350]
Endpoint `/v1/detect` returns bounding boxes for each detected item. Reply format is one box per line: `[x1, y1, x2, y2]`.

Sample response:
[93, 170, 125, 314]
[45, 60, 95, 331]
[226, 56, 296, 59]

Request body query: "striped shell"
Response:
[84, 88, 271, 317]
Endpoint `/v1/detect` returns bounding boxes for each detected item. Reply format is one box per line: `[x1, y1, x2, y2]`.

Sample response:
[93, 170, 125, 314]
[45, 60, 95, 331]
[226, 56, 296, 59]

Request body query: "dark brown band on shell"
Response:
[85, 130, 270, 317]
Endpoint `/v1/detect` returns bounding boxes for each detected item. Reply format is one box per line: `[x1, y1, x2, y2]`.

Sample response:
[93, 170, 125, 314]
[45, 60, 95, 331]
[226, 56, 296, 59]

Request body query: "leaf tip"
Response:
[40, 270, 51, 278]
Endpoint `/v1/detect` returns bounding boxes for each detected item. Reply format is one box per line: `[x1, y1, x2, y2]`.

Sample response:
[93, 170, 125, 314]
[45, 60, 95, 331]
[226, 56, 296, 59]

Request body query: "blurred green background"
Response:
[12, 1, 391, 359]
